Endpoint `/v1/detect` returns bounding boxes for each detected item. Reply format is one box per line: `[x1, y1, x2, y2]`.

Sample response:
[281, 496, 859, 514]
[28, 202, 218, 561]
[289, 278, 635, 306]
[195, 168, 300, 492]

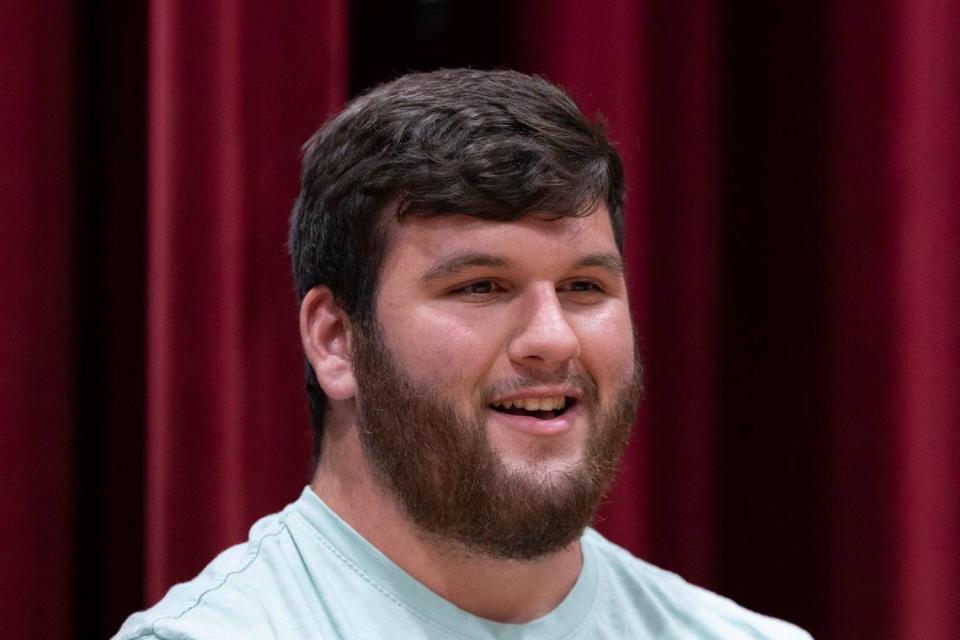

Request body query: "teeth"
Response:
[493, 396, 565, 411]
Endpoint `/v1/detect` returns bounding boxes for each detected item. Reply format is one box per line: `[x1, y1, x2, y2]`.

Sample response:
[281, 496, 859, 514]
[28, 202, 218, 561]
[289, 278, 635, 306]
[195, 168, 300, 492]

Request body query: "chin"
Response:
[497, 454, 585, 486]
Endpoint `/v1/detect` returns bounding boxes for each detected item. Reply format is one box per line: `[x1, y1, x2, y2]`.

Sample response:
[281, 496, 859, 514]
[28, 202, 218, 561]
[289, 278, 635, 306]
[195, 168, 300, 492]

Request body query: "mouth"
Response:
[489, 396, 576, 421]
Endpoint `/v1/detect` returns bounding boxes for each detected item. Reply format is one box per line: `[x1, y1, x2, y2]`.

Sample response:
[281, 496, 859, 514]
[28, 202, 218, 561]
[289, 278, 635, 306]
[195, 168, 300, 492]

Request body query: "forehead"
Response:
[380, 206, 619, 275]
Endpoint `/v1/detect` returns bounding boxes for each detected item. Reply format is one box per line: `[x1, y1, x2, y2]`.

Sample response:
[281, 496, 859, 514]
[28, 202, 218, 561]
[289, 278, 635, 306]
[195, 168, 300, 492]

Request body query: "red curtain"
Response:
[3, 1, 959, 638]
[829, 1, 960, 637]
[1, 3, 75, 638]
[145, 0, 346, 601]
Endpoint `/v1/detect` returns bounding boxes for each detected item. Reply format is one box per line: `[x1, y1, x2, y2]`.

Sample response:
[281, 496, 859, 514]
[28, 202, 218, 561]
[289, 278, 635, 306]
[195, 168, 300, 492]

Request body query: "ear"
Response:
[299, 286, 356, 400]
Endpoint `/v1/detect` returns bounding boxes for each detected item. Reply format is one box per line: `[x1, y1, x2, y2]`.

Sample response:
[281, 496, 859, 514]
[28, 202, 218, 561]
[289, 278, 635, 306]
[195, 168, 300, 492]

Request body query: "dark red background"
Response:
[3, 1, 958, 638]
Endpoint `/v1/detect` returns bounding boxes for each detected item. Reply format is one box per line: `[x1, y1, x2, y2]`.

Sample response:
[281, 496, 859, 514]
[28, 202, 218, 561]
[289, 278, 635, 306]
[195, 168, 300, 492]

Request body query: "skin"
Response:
[300, 205, 636, 623]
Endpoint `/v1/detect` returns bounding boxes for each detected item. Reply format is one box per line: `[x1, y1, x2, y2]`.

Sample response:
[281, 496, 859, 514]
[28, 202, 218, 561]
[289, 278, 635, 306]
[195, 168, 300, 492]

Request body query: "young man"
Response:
[116, 69, 810, 639]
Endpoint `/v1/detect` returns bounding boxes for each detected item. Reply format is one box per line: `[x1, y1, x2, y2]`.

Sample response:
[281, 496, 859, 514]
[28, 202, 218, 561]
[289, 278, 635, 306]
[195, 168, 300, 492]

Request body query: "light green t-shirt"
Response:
[115, 487, 811, 639]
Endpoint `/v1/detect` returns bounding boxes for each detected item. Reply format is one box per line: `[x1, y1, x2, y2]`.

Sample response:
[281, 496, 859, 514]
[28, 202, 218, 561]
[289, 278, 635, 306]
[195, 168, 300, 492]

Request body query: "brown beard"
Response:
[351, 320, 642, 561]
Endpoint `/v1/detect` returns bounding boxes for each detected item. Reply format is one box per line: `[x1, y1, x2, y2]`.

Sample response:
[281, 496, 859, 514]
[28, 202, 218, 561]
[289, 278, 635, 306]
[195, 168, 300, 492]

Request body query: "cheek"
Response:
[380, 307, 503, 385]
[575, 308, 636, 390]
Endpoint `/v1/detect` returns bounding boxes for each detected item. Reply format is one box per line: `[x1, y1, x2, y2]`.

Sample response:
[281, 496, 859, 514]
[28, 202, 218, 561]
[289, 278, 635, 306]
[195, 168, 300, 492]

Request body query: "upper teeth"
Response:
[492, 396, 566, 411]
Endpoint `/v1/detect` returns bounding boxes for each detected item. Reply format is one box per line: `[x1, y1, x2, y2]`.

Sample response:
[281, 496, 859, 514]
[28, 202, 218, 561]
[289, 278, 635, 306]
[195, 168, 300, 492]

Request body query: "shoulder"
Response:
[583, 529, 813, 639]
[112, 512, 302, 640]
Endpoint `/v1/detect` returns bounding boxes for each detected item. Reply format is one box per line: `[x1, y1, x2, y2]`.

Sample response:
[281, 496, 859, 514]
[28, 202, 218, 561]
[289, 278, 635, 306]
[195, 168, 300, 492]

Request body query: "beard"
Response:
[351, 321, 642, 561]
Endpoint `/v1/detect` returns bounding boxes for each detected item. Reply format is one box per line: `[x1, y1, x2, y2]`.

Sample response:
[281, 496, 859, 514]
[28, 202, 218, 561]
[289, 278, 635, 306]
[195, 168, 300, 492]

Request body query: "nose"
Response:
[507, 286, 581, 374]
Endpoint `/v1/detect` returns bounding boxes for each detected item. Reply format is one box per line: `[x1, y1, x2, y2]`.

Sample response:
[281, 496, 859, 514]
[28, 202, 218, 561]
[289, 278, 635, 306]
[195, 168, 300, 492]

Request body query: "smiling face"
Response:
[351, 206, 641, 558]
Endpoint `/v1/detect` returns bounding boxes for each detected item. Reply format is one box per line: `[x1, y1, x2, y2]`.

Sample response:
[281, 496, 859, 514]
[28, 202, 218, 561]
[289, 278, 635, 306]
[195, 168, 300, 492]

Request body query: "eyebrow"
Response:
[418, 251, 625, 285]
[419, 253, 512, 284]
[574, 252, 625, 275]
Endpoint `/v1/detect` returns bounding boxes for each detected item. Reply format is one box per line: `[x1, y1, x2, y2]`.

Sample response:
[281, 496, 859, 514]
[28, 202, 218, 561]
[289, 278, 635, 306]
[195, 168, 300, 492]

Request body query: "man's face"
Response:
[352, 207, 641, 559]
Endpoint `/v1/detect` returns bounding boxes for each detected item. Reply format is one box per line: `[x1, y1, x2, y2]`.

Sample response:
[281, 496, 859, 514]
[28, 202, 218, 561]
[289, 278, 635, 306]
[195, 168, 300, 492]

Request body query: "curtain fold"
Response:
[828, 1, 960, 638]
[891, 10, 960, 635]
[0, 3, 76, 638]
[145, 0, 347, 601]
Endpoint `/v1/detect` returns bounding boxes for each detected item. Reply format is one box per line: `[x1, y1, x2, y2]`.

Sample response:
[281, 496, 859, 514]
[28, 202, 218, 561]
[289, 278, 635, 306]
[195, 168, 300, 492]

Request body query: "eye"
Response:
[464, 281, 495, 294]
[567, 280, 603, 293]
[450, 279, 506, 298]
[560, 279, 608, 303]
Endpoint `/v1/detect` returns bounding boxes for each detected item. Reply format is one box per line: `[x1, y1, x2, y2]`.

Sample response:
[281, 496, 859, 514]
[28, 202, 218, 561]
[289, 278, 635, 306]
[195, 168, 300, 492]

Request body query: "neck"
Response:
[310, 421, 583, 623]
